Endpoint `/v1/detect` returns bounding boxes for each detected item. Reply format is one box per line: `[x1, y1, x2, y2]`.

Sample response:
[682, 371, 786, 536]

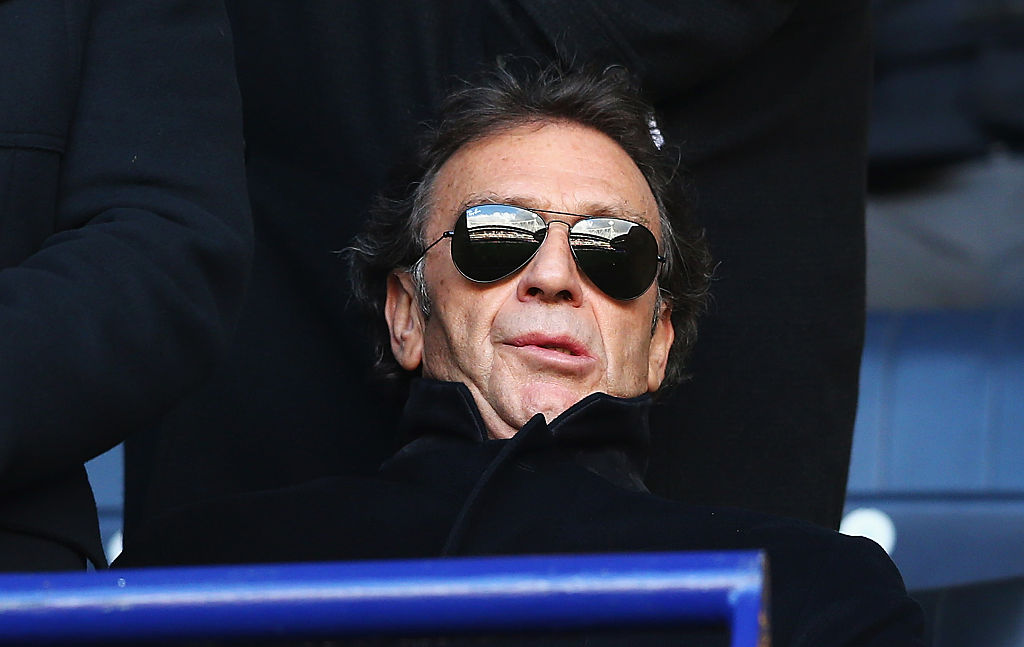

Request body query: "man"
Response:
[119, 65, 922, 645]
[131, 0, 871, 536]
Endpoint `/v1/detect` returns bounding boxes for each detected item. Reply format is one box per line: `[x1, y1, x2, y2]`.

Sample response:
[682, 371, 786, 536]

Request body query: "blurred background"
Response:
[85, 1, 1024, 644]
[841, 1, 1024, 644]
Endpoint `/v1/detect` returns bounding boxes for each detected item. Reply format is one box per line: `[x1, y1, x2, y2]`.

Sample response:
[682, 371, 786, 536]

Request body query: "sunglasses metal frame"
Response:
[415, 204, 666, 301]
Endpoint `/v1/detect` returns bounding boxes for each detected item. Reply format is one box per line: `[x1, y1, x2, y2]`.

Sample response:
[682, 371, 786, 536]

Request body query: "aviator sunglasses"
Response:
[418, 204, 666, 301]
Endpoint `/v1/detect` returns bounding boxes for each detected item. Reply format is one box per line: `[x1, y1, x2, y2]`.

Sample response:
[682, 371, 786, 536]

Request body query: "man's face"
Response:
[385, 121, 674, 438]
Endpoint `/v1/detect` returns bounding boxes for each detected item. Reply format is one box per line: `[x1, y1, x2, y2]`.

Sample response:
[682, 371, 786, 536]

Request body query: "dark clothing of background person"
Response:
[119, 380, 924, 647]
[127, 0, 869, 536]
[0, 0, 252, 571]
[869, 0, 1024, 175]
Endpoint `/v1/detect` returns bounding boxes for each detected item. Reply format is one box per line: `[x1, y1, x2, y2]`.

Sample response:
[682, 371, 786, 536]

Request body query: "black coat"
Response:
[120, 380, 924, 646]
[0, 0, 251, 570]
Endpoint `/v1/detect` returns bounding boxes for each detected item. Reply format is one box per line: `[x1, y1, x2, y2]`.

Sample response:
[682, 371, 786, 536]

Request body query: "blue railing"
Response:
[0, 551, 765, 646]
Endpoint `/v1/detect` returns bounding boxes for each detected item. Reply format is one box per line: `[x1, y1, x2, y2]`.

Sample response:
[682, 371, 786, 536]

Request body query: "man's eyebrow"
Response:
[457, 192, 507, 212]
[457, 193, 652, 226]
[575, 202, 651, 226]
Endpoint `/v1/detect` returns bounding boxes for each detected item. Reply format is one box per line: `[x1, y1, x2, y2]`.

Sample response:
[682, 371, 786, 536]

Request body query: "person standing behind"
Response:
[0, 0, 252, 571]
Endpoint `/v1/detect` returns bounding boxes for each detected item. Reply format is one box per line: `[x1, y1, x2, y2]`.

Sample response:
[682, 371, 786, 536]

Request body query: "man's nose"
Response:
[515, 221, 584, 304]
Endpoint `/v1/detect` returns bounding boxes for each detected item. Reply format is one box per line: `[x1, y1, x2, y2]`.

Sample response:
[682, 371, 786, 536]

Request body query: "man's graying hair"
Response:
[347, 61, 711, 390]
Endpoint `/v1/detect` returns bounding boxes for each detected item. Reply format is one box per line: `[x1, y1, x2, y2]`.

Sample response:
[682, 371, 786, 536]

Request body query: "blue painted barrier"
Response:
[0, 551, 765, 646]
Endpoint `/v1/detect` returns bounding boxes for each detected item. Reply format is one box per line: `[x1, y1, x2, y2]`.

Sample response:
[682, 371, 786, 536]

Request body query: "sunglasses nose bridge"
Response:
[515, 219, 586, 301]
[534, 219, 575, 259]
[544, 219, 573, 231]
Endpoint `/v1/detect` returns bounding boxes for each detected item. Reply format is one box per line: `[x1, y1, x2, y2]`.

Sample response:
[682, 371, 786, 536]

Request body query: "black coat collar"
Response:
[396, 379, 653, 491]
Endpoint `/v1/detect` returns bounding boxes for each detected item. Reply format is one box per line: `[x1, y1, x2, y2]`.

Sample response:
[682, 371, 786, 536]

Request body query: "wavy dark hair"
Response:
[346, 61, 710, 390]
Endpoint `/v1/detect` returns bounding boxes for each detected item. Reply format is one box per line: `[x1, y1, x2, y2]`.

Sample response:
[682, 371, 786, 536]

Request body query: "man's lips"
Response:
[504, 334, 595, 368]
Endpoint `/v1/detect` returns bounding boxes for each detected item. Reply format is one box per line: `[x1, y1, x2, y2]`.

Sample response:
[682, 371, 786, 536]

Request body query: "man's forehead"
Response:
[429, 121, 659, 235]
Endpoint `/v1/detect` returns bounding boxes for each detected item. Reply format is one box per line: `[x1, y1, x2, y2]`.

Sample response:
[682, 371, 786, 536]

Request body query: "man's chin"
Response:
[517, 382, 588, 424]
[474, 380, 598, 438]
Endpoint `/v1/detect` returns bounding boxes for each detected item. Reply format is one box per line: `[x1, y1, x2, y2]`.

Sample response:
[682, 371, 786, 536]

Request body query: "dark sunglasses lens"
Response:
[451, 205, 545, 282]
[570, 218, 660, 300]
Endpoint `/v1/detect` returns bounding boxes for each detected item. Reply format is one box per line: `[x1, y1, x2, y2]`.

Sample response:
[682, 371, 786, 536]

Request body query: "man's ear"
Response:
[647, 300, 674, 392]
[385, 271, 424, 372]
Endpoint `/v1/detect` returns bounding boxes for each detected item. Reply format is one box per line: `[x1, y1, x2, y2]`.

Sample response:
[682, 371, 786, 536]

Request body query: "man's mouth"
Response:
[508, 334, 590, 360]
[538, 343, 577, 356]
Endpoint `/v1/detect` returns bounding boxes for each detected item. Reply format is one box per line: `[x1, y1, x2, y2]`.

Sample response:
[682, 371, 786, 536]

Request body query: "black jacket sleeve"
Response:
[0, 0, 252, 489]
[787, 535, 926, 646]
